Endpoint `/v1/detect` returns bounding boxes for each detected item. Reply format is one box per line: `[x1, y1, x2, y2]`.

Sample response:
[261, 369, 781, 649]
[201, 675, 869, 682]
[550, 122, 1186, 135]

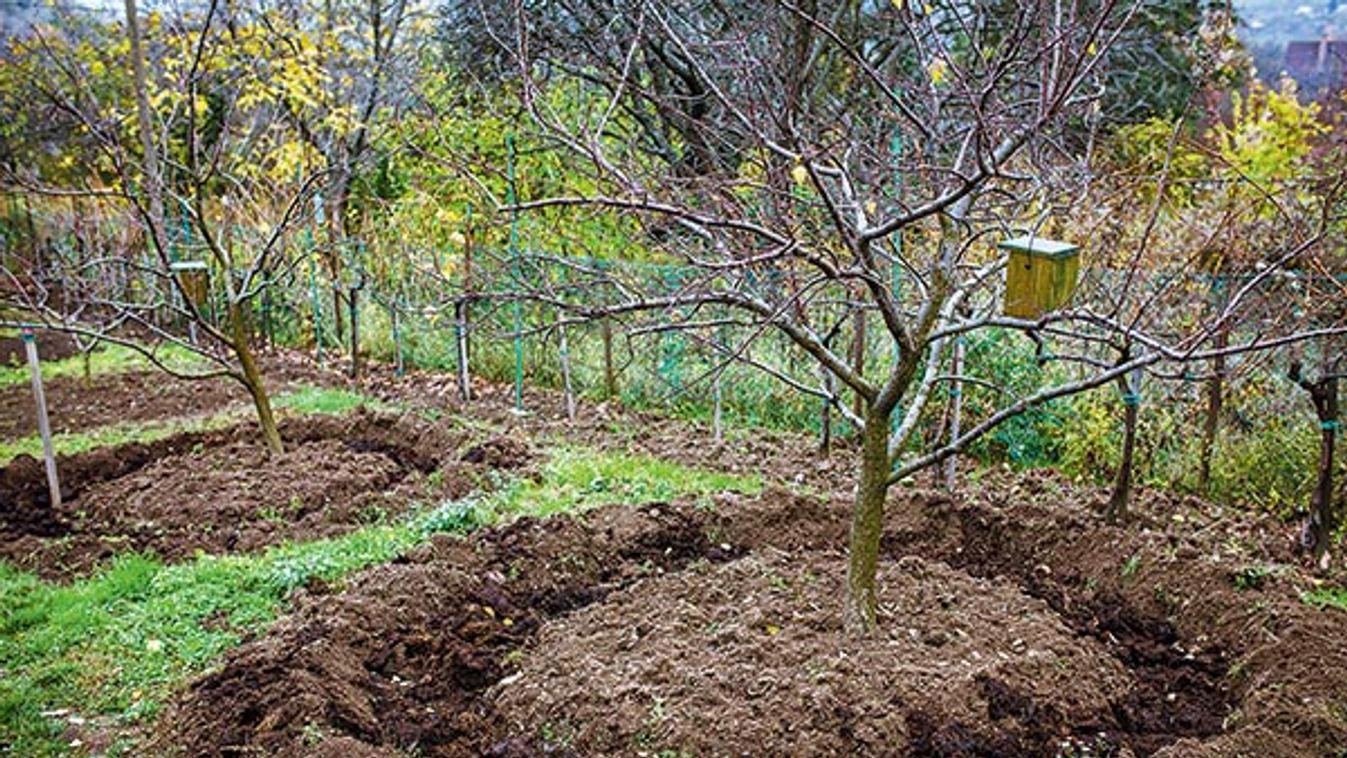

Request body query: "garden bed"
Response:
[0, 370, 244, 441]
[0, 410, 529, 580]
[363, 370, 859, 493]
[151, 478, 1346, 757]
[0, 351, 325, 441]
[4, 357, 1342, 758]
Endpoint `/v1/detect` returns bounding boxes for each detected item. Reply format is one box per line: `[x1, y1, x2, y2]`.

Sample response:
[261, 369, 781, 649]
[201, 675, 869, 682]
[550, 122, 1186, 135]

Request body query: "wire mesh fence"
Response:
[2, 198, 1342, 520]
[284, 241, 1342, 519]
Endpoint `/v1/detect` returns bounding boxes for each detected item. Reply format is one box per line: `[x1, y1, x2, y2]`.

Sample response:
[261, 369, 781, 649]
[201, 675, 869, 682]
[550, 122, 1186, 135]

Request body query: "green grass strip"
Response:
[489, 445, 762, 519]
[272, 384, 392, 416]
[0, 447, 757, 756]
[1300, 586, 1347, 612]
[0, 502, 478, 757]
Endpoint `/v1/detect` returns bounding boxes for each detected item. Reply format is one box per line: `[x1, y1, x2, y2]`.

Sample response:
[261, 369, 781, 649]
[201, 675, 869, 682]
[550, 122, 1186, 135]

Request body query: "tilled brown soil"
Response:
[0, 332, 79, 368]
[153, 502, 720, 758]
[0, 350, 325, 441]
[0, 410, 528, 580]
[498, 551, 1134, 756]
[0, 371, 242, 441]
[152, 480, 1347, 758]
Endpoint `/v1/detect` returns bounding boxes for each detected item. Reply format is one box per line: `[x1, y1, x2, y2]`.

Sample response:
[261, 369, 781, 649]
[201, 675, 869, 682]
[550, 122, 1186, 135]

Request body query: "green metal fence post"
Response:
[309, 255, 324, 368]
[659, 268, 685, 402]
[310, 190, 325, 368]
[507, 134, 524, 412]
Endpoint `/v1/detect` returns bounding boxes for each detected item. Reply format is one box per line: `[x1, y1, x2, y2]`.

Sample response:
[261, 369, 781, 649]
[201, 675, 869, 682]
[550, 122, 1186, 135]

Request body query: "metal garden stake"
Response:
[23, 329, 61, 507]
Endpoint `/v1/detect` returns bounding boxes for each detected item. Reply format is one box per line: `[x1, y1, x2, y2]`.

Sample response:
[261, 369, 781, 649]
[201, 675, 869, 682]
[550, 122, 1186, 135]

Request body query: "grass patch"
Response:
[0, 343, 203, 387]
[0, 445, 749, 756]
[488, 446, 762, 519]
[1301, 586, 1347, 612]
[0, 385, 387, 463]
[272, 384, 394, 416]
[0, 501, 478, 757]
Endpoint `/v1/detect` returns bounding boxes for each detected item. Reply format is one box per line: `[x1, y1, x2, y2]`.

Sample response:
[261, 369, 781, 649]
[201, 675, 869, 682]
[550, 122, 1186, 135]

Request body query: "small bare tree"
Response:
[1, 0, 329, 454]
[457, 0, 1347, 631]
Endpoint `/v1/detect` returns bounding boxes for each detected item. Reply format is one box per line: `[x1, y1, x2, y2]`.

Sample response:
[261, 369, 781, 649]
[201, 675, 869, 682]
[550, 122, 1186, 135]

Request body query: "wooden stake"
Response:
[457, 208, 474, 402]
[23, 330, 61, 508]
[455, 298, 472, 401]
[390, 301, 404, 377]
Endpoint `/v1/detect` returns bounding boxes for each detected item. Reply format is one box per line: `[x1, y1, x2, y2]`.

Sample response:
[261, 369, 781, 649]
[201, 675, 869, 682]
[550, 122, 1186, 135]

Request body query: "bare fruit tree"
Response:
[459, 0, 1347, 631]
[1, 0, 331, 454]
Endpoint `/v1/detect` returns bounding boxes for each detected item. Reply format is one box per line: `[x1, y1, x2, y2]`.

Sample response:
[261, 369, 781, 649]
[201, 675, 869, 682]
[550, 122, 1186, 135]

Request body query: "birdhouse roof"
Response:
[998, 235, 1078, 259]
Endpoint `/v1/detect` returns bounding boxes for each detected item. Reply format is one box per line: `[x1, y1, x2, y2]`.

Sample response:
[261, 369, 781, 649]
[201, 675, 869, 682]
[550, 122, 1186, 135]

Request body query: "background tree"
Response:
[0, 0, 332, 454]
[251, 0, 426, 343]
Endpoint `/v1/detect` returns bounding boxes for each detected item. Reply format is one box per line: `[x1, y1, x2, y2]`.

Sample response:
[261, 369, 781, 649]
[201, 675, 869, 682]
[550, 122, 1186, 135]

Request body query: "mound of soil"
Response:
[495, 552, 1132, 756]
[153, 478, 1343, 758]
[154, 502, 717, 758]
[0, 371, 243, 441]
[0, 331, 78, 369]
[0, 349, 326, 442]
[0, 410, 506, 579]
[721, 476, 1345, 757]
[461, 436, 533, 470]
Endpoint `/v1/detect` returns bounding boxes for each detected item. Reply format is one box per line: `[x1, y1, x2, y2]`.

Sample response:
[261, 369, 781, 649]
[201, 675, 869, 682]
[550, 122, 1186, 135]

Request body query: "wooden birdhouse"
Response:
[1000, 235, 1080, 319]
[170, 260, 209, 308]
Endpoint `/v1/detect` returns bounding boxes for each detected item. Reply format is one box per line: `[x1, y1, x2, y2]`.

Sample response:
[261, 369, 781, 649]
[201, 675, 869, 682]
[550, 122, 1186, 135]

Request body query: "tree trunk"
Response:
[1308, 407, 1338, 563]
[1298, 370, 1339, 563]
[123, 0, 165, 257]
[845, 411, 891, 634]
[348, 286, 360, 379]
[851, 304, 866, 430]
[327, 162, 353, 342]
[331, 284, 346, 342]
[1107, 373, 1140, 524]
[231, 301, 284, 455]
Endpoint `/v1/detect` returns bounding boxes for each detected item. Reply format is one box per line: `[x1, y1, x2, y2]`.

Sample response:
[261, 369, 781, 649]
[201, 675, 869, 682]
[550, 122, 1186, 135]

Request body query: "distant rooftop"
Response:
[1234, 0, 1347, 92]
[1285, 39, 1347, 86]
